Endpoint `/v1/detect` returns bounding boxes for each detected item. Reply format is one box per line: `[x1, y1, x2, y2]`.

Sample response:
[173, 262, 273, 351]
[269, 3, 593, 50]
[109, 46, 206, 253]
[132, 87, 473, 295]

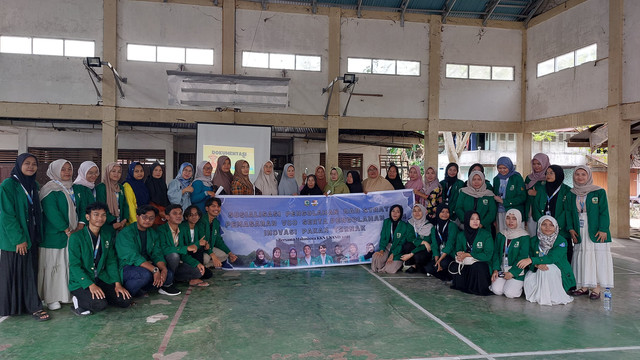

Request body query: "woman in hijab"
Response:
[288, 247, 298, 267]
[324, 167, 350, 195]
[532, 165, 571, 247]
[454, 171, 497, 230]
[385, 164, 404, 190]
[39, 159, 78, 310]
[400, 204, 434, 274]
[167, 162, 194, 211]
[72, 161, 99, 226]
[362, 164, 394, 193]
[567, 165, 613, 300]
[371, 205, 416, 273]
[0, 153, 50, 321]
[123, 162, 150, 223]
[422, 166, 443, 222]
[518, 216, 575, 305]
[465, 163, 493, 191]
[96, 162, 128, 231]
[449, 211, 494, 296]
[405, 165, 425, 205]
[249, 249, 270, 268]
[490, 209, 530, 298]
[254, 161, 278, 196]
[300, 175, 324, 195]
[230, 160, 255, 195]
[191, 161, 218, 212]
[271, 247, 284, 267]
[212, 156, 233, 195]
[427, 203, 459, 281]
[492, 156, 526, 233]
[525, 153, 550, 236]
[314, 166, 328, 193]
[440, 162, 465, 207]
[278, 163, 299, 196]
[146, 162, 170, 225]
[346, 170, 363, 193]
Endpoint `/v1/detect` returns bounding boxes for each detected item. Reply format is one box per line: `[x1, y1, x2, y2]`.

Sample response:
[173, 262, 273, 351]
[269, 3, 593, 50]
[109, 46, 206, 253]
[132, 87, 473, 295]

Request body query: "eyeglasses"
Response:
[140, 214, 156, 221]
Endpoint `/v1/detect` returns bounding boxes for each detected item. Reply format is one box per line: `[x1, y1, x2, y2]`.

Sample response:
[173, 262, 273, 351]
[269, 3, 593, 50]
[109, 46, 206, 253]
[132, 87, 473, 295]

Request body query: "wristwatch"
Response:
[153, 267, 159, 273]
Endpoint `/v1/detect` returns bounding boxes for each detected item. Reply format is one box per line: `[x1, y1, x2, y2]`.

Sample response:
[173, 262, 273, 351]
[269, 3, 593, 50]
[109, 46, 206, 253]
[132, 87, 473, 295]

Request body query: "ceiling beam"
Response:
[524, 0, 545, 27]
[356, 0, 362, 18]
[400, 0, 411, 27]
[483, 0, 501, 26]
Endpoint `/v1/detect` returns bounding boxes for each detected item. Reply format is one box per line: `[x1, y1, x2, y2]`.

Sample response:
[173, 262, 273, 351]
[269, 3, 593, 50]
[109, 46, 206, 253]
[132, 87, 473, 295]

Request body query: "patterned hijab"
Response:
[537, 215, 559, 255]
[232, 160, 254, 194]
[73, 161, 99, 189]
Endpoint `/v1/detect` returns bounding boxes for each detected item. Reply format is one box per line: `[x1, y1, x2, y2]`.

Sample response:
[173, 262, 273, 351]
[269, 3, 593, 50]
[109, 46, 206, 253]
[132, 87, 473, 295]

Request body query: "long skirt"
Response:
[523, 265, 573, 306]
[450, 261, 492, 296]
[572, 213, 614, 289]
[371, 243, 403, 273]
[38, 247, 71, 305]
[0, 248, 43, 316]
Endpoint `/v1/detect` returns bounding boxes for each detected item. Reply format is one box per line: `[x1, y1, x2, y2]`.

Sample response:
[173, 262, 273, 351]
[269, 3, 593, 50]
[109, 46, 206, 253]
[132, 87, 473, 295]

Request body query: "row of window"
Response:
[347, 58, 421, 76]
[445, 64, 515, 81]
[537, 43, 597, 78]
[241, 51, 321, 71]
[0, 36, 94, 57]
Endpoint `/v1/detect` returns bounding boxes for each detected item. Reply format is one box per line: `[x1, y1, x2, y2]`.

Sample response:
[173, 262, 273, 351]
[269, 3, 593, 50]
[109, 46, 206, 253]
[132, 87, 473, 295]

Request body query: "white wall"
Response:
[0, 127, 19, 150]
[623, 0, 640, 105]
[0, 0, 103, 105]
[526, 0, 609, 121]
[440, 25, 522, 122]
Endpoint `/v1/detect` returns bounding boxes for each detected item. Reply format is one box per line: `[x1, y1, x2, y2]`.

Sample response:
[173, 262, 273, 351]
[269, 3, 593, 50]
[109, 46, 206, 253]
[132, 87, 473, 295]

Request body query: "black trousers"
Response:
[401, 242, 433, 270]
[71, 278, 132, 312]
[424, 254, 454, 281]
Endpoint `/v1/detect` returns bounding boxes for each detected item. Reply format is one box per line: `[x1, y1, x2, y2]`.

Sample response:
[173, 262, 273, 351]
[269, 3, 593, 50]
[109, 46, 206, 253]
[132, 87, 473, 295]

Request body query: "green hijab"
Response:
[325, 167, 350, 194]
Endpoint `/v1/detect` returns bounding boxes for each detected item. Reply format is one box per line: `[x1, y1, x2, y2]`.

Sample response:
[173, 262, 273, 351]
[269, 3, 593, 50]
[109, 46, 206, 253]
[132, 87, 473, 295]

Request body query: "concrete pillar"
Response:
[101, 0, 118, 166]
[222, 0, 236, 75]
[516, 29, 529, 174]
[18, 128, 28, 154]
[326, 116, 339, 169]
[426, 15, 442, 169]
[516, 133, 532, 174]
[165, 136, 174, 180]
[325, 7, 341, 169]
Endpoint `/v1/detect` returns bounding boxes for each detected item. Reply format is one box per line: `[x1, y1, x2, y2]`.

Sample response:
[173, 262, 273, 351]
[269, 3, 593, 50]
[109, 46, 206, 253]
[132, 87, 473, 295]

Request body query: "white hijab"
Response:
[501, 209, 529, 239]
[254, 160, 278, 196]
[40, 159, 78, 231]
[73, 161, 99, 189]
[408, 204, 433, 237]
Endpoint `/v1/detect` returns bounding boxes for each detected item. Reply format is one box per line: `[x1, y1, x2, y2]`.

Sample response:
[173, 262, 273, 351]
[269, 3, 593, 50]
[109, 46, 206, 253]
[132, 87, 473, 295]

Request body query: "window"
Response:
[348, 57, 420, 76]
[469, 65, 491, 80]
[157, 46, 185, 64]
[536, 43, 597, 77]
[33, 38, 63, 56]
[127, 43, 214, 65]
[0, 36, 94, 57]
[64, 40, 94, 57]
[0, 36, 31, 54]
[445, 63, 515, 81]
[127, 44, 156, 62]
[242, 51, 321, 72]
[186, 48, 214, 65]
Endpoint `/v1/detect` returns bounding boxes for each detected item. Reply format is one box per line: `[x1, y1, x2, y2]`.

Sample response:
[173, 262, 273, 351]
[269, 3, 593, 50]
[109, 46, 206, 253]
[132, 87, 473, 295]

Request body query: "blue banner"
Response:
[217, 190, 415, 269]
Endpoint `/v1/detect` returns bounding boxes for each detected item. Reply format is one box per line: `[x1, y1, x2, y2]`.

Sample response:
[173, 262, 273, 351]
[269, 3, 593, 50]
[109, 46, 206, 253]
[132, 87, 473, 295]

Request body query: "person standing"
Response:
[72, 161, 99, 227]
[167, 162, 194, 210]
[230, 160, 255, 195]
[454, 171, 497, 230]
[191, 161, 217, 213]
[254, 161, 278, 196]
[123, 162, 150, 224]
[146, 162, 171, 226]
[492, 157, 526, 233]
[96, 162, 128, 232]
[440, 163, 464, 207]
[524, 153, 550, 236]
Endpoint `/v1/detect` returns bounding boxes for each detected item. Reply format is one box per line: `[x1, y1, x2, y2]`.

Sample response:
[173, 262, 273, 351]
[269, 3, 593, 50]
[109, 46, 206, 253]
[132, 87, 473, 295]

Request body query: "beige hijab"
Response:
[362, 164, 394, 192]
[461, 171, 495, 198]
[102, 162, 121, 218]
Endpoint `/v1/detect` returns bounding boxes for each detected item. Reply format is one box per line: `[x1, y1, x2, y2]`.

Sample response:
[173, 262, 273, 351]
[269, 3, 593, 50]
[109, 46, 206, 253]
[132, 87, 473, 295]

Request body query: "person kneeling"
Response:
[490, 209, 530, 298]
[197, 197, 238, 269]
[371, 205, 415, 273]
[116, 205, 180, 297]
[68, 202, 132, 316]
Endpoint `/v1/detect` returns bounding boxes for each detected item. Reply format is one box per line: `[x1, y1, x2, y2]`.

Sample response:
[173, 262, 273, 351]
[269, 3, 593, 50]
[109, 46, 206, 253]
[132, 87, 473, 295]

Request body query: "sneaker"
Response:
[71, 296, 91, 316]
[221, 260, 234, 269]
[158, 285, 181, 296]
[405, 267, 417, 274]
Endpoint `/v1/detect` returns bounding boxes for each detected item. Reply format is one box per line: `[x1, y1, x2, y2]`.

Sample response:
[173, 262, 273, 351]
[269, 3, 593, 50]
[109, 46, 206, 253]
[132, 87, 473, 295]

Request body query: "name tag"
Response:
[579, 219, 585, 228]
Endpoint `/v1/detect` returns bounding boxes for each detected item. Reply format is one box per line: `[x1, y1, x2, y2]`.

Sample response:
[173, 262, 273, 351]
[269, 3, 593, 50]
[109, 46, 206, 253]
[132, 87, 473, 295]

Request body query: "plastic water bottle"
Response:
[603, 288, 612, 311]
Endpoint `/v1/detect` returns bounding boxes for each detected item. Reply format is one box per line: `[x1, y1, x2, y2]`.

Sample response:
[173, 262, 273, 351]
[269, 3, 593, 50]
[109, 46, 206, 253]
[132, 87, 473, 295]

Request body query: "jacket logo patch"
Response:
[559, 242, 566, 247]
[513, 241, 519, 248]
[396, 232, 402, 238]
[482, 199, 488, 205]
[105, 241, 109, 248]
[477, 242, 483, 248]
[510, 185, 515, 191]
[592, 197, 599, 204]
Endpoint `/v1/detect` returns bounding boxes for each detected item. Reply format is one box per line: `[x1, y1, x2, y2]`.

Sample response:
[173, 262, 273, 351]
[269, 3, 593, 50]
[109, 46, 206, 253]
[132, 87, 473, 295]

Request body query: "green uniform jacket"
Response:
[68, 226, 120, 292]
[492, 174, 526, 216]
[95, 183, 129, 225]
[197, 215, 231, 254]
[0, 178, 43, 251]
[115, 223, 165, 277]
[431, 224, 459, 258]
[378, 218, 416, 259]
[566, 189, 611, 244]
[531, 183, 572, 239]
[72, 184, 96, 224]
[311, 255, 335, 265]
[491, 233, 530, 281]
[453, 192, 497, 230]
[439, 179, 464, 207]
[41, 191, 74, 249]
[529, 235, 576, 291]
[452, 229, 494, 263]
[156, 223, 199, 267]
[524, 176, 545, 219]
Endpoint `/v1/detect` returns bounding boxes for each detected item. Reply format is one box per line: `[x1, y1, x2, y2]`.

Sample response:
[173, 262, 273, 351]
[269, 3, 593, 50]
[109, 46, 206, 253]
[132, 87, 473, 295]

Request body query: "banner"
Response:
[217, 190, 415, 269]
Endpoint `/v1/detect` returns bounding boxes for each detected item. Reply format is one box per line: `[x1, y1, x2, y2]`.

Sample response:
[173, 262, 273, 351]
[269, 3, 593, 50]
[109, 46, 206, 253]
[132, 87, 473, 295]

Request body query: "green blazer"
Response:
[491, 233, 530, 281]
[378, 218, 416, 259]
[531, 183, 572, 239]
[156, 223, 199, 267]
[95, 183, 129, 225]
[566, 189, 611, 244]
[492, 174, 526, 216]
[115, 223, 165, 276]
[524, 176, 545, 219]
[312, 255, 334, 265]
[452, 229, 494, 263]
[197, 215, 231, 254]
[72, 184, 96, 224]
[431, 224, 459, 258]
[529, 235, 576, 291]
[453, 192, 497, 230]
[439, 179, 464, 207]
[0, 178, 43, 251]
[41, 191, 74, 249]
[68, 226, 120, 292]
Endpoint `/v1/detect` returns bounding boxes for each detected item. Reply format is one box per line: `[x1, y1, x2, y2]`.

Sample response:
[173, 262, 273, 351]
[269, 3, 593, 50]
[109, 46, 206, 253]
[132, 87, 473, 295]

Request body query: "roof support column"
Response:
[425, 15, 441, 169]
[607, 0, 629, 239]
[222, 0, 236, 75]
[325, 7, 341, 169]
[517, 29, 531, 176]
[102, 0, 118, 165]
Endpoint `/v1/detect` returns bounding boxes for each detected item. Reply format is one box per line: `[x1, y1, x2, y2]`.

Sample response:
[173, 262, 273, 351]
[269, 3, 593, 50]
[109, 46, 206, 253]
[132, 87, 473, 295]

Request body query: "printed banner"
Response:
[217, 190, 415, 269]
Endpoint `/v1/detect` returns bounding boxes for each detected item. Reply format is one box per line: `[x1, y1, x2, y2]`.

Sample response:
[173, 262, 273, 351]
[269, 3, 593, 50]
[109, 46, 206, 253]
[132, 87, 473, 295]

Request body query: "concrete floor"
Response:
[1, 237, 639, 360]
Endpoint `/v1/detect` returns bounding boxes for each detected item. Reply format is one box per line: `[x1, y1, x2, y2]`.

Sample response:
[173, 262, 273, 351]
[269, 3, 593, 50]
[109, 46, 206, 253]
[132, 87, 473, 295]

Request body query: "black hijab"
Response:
[468, 163, 485, 177]
[544, 165, 565, 217]
[389, 204, 404, 234]
[444, 162, 459, 186]
[435, 203, 450, 247]
[145, 162, 170, 206]
[10, 153, 42, 245]
[347, 170, 363, 193]
[463, 211, 480, 251]
[300, 175, 324, 195]
[385, 164, 405, 190]
[253, 249, 268, 267]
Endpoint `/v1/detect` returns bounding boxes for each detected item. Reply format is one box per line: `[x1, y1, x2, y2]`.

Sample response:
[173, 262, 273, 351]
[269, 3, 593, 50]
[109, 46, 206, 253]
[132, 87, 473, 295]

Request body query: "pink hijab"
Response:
[404, 165, 424, 191]
[526, 153, 550, 189]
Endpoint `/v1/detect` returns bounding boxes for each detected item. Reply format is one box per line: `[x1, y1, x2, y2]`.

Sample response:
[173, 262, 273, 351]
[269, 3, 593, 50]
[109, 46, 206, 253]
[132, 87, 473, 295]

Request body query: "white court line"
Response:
[612, 252, 640, 264]
[362, 266, 492, 359]
[0, 316, 7, 324]
[408, 345, 640, 360]
[613, 265, 640, 274]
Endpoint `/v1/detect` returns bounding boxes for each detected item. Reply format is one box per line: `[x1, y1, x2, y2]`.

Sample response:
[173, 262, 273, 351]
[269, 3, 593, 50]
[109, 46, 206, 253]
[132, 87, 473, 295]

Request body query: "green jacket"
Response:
[531, 183, 572, 239]
[156, 222, 199, 267]
[453, 229, 494, 263]
[115, 222, 165, 276]
[41, 191, 74, 249]
[378, 218, 416, 259]
[197, 215, 231, 254]
[312, 255, 334, 265]
[529, 235, 576, 291]
[431, 224, 459, 257]
[491, 233, 530, 281]
[492, 174, 526, 216]
[0, 178, 43, 251]
[524, 176, 545, 219]
[323, 182, 350, 195]
[566, 189, 611, 244]
[453, 192, 497, 230]
[439, 179, 464, 207]
[68, 226, 120, 292]
[95, 183, 129, 225]
[72, 184, 96, 224]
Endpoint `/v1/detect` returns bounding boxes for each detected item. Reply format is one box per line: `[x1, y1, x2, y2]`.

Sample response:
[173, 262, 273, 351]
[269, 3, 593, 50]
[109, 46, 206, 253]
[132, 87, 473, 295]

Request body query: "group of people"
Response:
[370, 154, 614, 307]
[248, 242, 375, 268]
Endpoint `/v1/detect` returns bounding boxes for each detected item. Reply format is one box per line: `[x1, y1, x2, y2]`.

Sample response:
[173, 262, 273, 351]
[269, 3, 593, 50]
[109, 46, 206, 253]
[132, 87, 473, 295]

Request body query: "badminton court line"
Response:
[153, 286, 194, 359]
[408, 345, 640, 360]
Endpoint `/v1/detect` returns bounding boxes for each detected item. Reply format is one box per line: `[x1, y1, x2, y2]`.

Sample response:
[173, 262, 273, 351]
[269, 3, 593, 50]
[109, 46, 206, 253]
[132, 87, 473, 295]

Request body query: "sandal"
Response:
[196, 282, 210, 287]
[32, 310, 51, 322]
[589, 291, 601, 300]
[572, 288, 589, 296]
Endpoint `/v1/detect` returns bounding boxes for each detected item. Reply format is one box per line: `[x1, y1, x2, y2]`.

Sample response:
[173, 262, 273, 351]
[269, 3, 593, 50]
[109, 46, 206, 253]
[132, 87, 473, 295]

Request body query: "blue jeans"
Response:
[122, 265, 174, 297]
